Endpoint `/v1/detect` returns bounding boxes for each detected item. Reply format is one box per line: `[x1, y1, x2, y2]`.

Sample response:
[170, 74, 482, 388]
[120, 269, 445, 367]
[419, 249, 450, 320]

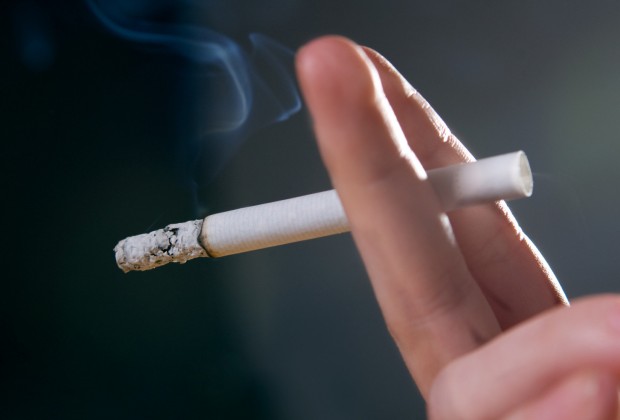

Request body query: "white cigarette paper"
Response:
[114, 151, 532, 272]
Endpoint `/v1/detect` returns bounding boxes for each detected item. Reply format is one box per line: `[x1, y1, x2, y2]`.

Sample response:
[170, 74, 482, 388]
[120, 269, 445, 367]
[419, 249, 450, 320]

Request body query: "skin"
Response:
[295, 36, 620, 419]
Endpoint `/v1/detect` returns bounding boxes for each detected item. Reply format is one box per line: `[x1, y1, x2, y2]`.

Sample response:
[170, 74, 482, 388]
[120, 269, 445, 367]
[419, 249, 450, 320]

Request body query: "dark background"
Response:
[4, 0, 620, 418]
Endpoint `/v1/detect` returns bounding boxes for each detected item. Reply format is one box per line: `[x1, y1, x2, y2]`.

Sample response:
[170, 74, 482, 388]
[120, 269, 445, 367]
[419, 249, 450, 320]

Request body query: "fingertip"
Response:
[295, 35, 406, 183]
[295, 36, 380, 111]
[361, 46, 398, 78]
[296, 35, 363, 75]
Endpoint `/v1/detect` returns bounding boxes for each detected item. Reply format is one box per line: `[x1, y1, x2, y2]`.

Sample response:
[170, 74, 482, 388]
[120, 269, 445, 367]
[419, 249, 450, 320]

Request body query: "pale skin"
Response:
[295, 36, 620, 419]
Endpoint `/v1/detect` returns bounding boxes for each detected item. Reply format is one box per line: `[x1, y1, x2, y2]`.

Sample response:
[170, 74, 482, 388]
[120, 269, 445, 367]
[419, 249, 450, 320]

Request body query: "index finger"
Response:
[296, 36, 501, 396]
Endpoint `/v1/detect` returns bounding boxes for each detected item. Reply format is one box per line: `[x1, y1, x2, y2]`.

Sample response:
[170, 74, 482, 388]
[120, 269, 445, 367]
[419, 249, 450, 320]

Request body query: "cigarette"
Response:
[114, 151, 532, 273]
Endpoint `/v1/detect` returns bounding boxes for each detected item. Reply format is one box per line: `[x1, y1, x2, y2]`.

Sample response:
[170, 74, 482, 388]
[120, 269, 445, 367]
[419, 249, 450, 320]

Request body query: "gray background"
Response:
[4, 0, 620, 418]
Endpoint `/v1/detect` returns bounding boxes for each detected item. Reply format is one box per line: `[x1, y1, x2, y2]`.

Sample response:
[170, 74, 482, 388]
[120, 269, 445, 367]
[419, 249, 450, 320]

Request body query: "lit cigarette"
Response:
[114, 151, 532, 272]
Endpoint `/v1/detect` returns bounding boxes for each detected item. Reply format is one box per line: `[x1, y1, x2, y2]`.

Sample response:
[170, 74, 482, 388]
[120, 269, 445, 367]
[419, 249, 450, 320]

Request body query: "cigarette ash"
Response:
[114, 220, 208, 273]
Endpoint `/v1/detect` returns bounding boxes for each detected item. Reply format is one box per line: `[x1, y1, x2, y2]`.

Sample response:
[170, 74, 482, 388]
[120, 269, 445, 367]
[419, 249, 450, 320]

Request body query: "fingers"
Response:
[363, 48, 568, 329]
[503, 370, 618, 420]
[296, 36, 501, 396]
[428, 295, 620, 420]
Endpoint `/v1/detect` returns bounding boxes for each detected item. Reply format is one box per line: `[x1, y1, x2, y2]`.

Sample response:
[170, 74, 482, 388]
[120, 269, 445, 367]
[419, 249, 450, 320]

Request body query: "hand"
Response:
[295, 36, 620, 419]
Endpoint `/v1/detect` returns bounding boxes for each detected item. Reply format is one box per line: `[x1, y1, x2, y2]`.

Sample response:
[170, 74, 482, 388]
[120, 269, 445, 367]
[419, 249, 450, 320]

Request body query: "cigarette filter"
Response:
[114, 151, 532, 272]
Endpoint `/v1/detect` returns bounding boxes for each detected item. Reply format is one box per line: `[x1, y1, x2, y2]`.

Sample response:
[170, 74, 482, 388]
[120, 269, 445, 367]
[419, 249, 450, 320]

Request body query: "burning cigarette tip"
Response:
[114, 220, 208, 273]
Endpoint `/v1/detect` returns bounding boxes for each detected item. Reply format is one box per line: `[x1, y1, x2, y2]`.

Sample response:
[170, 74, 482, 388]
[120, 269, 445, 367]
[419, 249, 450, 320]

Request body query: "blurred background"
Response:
[4, 0, 620, 418]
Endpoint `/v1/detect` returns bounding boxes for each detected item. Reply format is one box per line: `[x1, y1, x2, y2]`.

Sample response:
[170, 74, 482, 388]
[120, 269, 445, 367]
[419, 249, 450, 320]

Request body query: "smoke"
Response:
[87, 0, 302, 214]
